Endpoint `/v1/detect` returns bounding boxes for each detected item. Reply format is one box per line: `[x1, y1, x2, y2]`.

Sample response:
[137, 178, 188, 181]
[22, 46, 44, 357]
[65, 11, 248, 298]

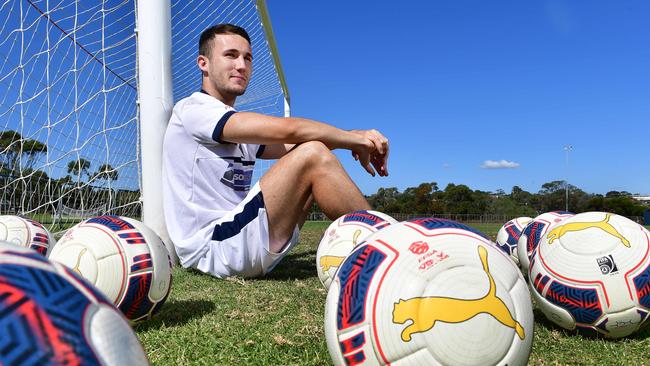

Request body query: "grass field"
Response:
[135, 221, 650, 365]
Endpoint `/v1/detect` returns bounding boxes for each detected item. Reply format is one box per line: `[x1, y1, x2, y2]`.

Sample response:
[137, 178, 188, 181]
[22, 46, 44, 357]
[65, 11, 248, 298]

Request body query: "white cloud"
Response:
[481, 160, 520, 169]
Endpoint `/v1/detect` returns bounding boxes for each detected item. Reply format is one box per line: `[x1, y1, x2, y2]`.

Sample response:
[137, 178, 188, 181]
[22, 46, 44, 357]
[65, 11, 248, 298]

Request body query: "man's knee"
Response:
[291, 141, 338, 168]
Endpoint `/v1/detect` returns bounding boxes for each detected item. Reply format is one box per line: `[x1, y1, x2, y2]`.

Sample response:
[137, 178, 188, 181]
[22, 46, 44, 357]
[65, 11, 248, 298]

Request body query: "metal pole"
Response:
[136, 0, 177, 264]
[564, 145, 572, 211]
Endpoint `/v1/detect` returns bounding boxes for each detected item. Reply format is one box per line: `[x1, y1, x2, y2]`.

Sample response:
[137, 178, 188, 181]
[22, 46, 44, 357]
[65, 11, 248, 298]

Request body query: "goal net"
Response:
[0, 0, 289, 231]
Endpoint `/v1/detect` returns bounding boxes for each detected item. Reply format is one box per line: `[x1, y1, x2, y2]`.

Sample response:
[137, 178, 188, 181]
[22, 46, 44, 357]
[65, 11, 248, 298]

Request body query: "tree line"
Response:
[364, 181, 647, 218]
[1, 129, 135, 216]
[1, 130, 119, 184]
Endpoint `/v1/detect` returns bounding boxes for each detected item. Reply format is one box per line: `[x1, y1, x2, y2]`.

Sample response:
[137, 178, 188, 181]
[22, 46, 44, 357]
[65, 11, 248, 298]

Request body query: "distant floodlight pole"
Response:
[564, 145, 573, 211]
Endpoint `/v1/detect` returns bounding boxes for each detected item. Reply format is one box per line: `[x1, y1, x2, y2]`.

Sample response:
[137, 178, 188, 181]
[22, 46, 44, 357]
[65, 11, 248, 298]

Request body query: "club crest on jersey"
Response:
[221, 162, 253, 192]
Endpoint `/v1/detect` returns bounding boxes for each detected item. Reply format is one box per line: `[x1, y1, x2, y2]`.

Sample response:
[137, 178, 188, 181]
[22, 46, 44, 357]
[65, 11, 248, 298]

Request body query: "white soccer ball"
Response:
[316, 210, 397, 290]
[530, 212, 650, 338]
[0, 242, 149, 365]
[49, 215, 172, 322]
[495, 216, 533, 266]
[324, 218, 534, 366]
[0, 215, 56, 256]
[517, 211, 574, 275]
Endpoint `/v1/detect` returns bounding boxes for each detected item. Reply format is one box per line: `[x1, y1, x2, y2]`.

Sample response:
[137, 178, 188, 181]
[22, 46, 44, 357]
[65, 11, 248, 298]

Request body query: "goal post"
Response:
[136, 0, 175, 263]
[256, 0, 291, 118]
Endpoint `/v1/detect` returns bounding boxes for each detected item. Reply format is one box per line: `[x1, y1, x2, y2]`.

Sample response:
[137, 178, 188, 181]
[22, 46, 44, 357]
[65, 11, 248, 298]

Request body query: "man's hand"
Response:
[350, 129, 389, 177]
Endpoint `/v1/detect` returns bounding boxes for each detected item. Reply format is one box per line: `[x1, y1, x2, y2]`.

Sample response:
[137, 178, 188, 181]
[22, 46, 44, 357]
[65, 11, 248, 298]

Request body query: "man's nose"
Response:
[234, 56, 247, 70]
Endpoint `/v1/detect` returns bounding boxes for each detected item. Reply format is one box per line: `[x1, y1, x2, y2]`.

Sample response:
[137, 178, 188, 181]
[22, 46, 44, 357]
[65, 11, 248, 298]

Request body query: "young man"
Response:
[162, 24, 389, 278]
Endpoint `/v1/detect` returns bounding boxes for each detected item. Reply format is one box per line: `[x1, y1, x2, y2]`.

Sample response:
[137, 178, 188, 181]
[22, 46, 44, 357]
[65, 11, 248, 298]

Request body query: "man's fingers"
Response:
[352, 129, 388, 176]
[369, 129, 388, 155]
[371, 154, 388, 177]
[365, 163, 376, 177]
[358, 154, 376, 177]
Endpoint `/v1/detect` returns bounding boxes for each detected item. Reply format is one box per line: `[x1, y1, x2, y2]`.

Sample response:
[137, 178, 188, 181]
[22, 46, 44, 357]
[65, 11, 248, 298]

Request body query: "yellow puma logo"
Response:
[546, 213, 630, 247]
[320, 255, 345, 271]
[319, 230, 363, 272]
[72, 248, 87, 276]
[392, 246, 525, 342]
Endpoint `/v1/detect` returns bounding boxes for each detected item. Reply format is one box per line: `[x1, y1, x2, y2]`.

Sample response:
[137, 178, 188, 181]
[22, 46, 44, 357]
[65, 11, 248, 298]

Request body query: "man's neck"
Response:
[200, 84, 236, 107]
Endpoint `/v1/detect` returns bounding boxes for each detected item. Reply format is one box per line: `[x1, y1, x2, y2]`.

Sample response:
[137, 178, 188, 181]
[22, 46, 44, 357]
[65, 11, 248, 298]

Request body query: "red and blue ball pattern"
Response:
[73, 215, 171, 322]
[408, 217, 490, 240]
[335, 244, 387, 365]
[342, 211, 392, 231]
[0, 260, 108, 365]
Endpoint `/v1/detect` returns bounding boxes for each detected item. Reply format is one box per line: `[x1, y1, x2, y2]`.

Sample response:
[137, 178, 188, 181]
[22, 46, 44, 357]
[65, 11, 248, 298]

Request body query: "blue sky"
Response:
[265, 1, 649, 196]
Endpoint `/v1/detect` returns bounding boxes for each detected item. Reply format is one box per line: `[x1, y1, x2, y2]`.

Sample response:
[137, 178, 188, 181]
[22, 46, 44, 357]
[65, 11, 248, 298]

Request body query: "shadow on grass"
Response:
[265, 249, 318, 281]
[533, 308, 650, 340]
[134, 299, 216, 331]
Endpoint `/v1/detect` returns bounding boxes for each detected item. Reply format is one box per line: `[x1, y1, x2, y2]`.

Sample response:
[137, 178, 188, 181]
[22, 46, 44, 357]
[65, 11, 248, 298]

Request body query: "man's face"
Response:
[199, 33, 252, 101]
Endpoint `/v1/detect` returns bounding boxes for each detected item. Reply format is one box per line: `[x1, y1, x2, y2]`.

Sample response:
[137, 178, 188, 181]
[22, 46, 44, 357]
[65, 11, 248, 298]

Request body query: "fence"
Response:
[306, 212, 645, 224]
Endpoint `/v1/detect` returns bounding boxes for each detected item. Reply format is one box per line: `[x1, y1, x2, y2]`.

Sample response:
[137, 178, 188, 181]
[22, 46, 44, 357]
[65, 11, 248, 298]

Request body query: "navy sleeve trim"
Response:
[256, 145, 266, 158]
[211, 110, 237, 143]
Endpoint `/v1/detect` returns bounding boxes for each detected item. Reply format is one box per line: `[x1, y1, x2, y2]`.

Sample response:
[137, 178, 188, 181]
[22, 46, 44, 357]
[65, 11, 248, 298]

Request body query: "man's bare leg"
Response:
[260, 141, 371, 253]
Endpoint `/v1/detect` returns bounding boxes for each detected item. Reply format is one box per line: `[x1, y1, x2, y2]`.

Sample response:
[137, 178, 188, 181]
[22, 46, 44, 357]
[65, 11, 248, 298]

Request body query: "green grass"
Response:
[136, 221, 650, 365]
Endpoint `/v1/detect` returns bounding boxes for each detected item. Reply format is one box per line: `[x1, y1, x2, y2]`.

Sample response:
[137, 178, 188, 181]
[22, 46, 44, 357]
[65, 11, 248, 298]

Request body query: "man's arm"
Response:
[221, 112, 389, 176]
[259, 144, 295, 159]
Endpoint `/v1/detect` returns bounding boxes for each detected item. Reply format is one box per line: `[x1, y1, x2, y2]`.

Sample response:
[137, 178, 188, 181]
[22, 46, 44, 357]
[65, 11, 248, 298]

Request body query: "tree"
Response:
[367, 187, 401, 212]
[22, 139, 47, 170]
[91, 163, 119, 184]
[510, 186, 533, 205]
[67, 158, 91, 182]
[0, 130, 22, 173]
[412, 182, 437, 213]
[442, 183, 474, 214]
[584, 194, 605, 212]
[602, 196, 645, 217]
[0, 130, 48, 173]
[538, 180, 569, 212]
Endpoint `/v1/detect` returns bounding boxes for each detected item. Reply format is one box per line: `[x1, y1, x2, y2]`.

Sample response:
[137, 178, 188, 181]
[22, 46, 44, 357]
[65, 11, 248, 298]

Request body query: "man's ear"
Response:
[197, 54, 209, 73]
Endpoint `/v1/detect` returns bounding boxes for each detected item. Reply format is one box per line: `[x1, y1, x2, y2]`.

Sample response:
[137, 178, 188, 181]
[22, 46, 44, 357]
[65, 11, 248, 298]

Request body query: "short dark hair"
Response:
[199, 24, 251, 57]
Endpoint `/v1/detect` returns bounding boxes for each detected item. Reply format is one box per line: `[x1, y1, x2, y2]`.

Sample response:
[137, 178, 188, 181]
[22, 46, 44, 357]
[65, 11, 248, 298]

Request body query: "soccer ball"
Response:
[316, 210, 397, 290]
[530, 212, 650, 338]
[517, 211, 574, 275]
[0, 242, 149, 365]
[324, 218, 534, 365]
[495, 216, 532, 266]
[0, 215, 55, 256]
[49, 215, 172, 322]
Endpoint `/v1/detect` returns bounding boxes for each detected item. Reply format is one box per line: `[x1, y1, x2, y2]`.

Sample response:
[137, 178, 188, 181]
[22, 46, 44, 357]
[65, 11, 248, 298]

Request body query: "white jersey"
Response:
[162, 91, 265, 267]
